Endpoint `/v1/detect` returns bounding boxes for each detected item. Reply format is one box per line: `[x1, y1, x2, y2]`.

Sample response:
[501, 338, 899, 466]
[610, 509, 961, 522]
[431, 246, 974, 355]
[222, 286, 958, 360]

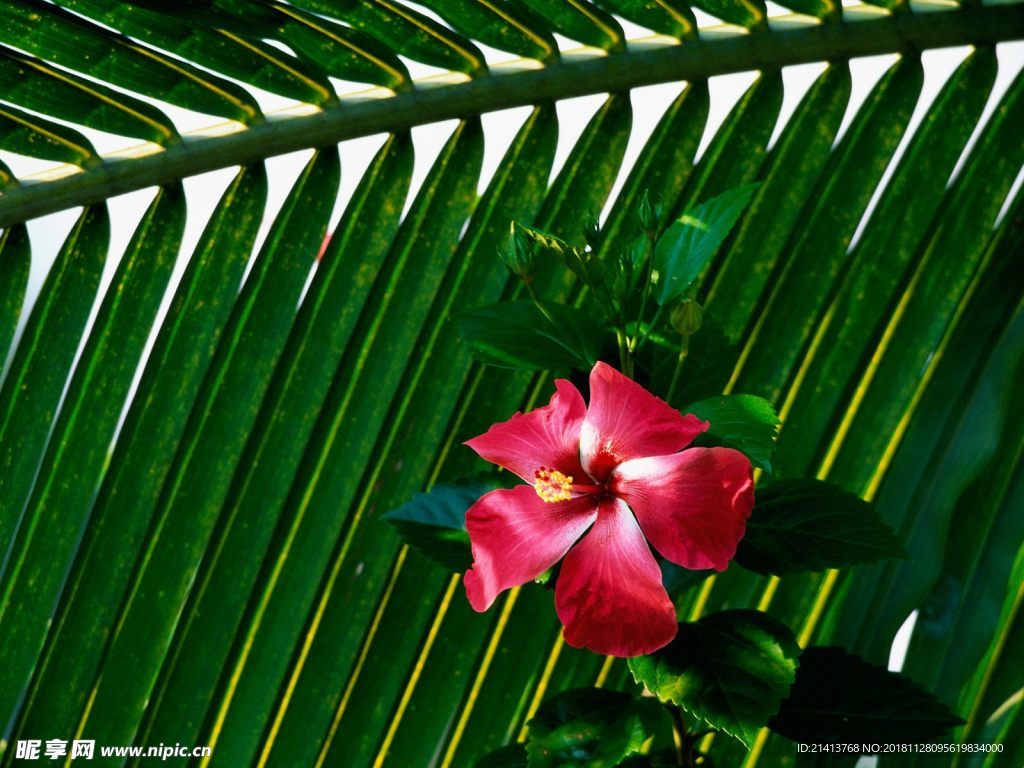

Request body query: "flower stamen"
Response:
[534, 466, 573, 503]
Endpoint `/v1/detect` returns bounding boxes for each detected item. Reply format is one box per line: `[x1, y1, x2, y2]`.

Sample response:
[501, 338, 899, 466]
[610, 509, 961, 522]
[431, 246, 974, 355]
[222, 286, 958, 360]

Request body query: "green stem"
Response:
[670, 706, 689, 767]
[615, 326, 633, 377]
[629, 230, 658, 351]
[525, 281, 559, 327]
[3, 4, 1023, 225]
[634, 304, 665, 354]
[666, 335, 689, 405]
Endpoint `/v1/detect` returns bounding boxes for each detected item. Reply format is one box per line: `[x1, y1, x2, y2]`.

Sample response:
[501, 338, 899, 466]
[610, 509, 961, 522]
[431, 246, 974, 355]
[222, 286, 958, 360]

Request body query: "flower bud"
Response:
[499, 221, 537, 284]
[670, 299, 703, 337]
[638, 189, 662, 234]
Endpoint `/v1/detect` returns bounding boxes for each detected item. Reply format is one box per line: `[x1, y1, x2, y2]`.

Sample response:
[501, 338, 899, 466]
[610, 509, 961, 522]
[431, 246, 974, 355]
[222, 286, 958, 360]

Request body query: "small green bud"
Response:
[670, 299, 703, 337]
[500, 221, 537, 283]
[639, 189, 662, 234]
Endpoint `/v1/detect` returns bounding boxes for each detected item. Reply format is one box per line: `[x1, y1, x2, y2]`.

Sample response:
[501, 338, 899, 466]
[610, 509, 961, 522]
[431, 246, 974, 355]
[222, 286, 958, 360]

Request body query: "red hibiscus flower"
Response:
[463, 362, 754, 657]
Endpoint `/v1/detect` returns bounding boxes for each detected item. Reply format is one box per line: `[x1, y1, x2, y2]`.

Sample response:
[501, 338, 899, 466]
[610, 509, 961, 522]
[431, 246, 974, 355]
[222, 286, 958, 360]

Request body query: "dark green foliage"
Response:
[630, 611, 800, 747]
[736, 479, 908, 576]
[769, 647, 963, 744]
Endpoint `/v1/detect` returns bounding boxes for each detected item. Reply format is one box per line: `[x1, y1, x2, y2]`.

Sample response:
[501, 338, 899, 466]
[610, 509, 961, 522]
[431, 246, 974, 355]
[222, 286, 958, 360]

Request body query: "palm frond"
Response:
[1, 0, 1022, 765]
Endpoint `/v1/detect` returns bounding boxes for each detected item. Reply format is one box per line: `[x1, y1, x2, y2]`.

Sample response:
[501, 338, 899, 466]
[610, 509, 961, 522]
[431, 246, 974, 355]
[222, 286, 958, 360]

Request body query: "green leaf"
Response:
[597, 81, 708, 269]
[660, 561, 715, 601]
[629, 610, 801, 747]
[735, 478, 907, 576]
[459, 299, 605, 371]
[594, 0, 696, 40]
[513, 0, 625, 53]
[415, 0, 558, 62]
[201, 108, 555, 768]
[131, 137, 413, 759]
[7, 165, 267, 751]
[384, 482, 497, 572]
[71, 150, 338, 750]
[770, 0, 836, 18]
[0, 46, 179, 146]
[0, 0, 262, 123]
[732, 55, 923, 404]
[704, 62, 850, 344]
[0, 101, 98, 168]
[772, 47, 1000, 481]
[289, 0, 487, 77]
[4, 9, 1018, 224]
[261, 2, 411, 91]
[0, 156, 13, 189]
[653, 183, 759, 306]
[379, 96, 636, 768]
[60, 0, 337, 107]
[0, 185, 184, 728]
[820, 186, 1024, 662]
[0, 223, 29, 366]
[0, 206, 108, 552]
[769, 646, 964, 743]
[526, 688, 666, 767]
[1, 5, 1021, 767]
[685, 394, 779, 473]
[691, 0, 766, 29]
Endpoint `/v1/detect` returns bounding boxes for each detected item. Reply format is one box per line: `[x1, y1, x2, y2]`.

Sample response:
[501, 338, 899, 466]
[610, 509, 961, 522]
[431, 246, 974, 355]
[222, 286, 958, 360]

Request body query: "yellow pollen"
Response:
[534, 467, 573, 503]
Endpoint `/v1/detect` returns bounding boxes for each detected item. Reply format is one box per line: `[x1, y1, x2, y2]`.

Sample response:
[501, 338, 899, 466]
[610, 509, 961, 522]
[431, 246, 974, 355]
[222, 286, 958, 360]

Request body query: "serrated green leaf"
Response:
[629, 610, 800, 747]
[653, 184, 759, 307]
[526, 688, 666, 767]
[769, 646, 963, 743]
[384, 482, 498, 572]
[459, 299, 605, 371]
[735, 478, 907, 576]
[685, 393, 779, 473]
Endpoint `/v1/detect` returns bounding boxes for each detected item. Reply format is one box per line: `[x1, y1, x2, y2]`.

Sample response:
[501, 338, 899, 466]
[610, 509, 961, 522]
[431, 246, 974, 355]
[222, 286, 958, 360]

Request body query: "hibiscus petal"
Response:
[611, 447, 754, 572]
[580, 361, 707, 481]
[555, 498, 678, 657]
[465, 379, 587, 483]
[464, 486, 597, 612]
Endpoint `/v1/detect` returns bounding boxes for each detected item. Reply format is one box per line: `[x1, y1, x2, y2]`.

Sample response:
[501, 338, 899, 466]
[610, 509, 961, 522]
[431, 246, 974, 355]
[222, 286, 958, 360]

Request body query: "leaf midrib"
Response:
[2, 3, 1022, 227]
